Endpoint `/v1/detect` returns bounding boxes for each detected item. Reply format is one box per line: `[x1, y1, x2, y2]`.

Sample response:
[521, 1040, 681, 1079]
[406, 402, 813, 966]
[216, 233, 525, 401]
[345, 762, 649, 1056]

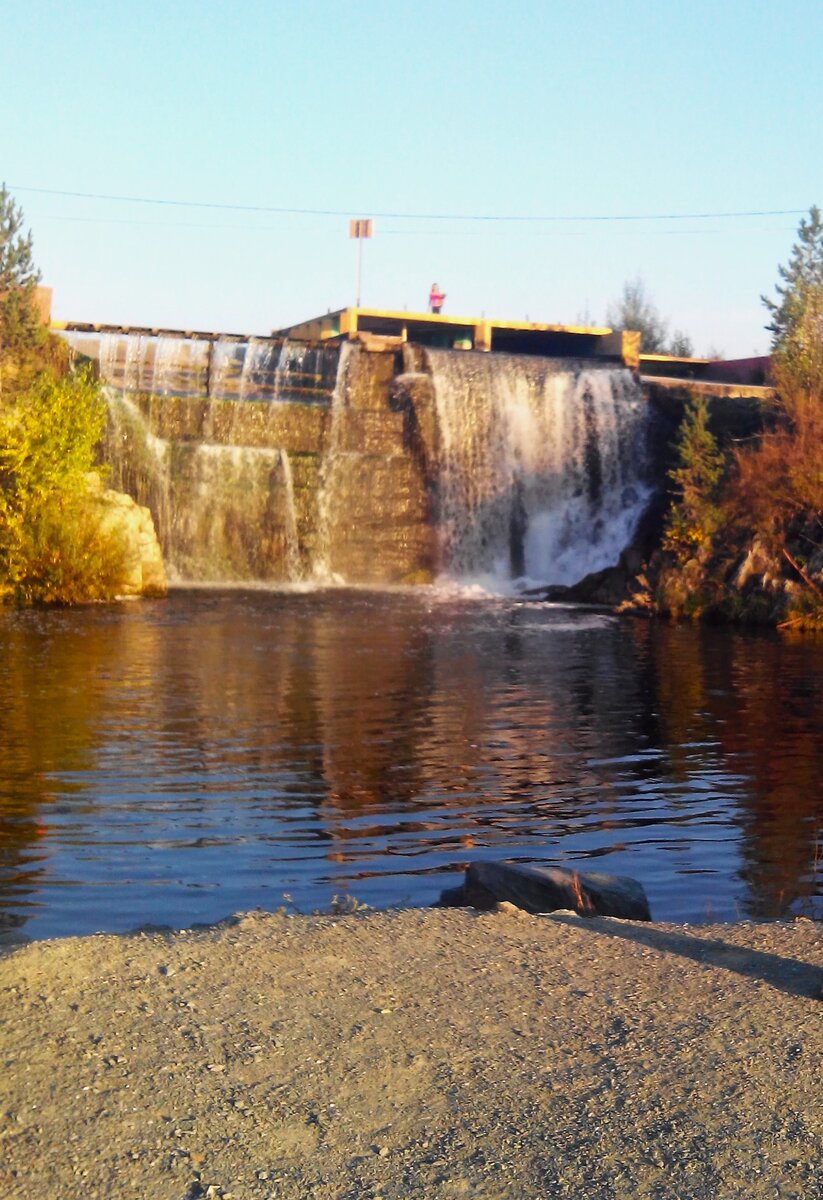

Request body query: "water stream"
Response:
[1, 590, 821, 940]
[92, 332, 654, 592]
[425, 350, 651, 587]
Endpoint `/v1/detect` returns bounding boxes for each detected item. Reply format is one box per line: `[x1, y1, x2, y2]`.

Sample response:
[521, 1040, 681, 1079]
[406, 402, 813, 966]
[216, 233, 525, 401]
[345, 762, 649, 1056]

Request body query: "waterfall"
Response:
[105, 390, 306, 583]
[90, 327, 654, 592]
[280, 449, 301, 581]
[170, 442, 299, 581]
[210, 337, 341, 403]
[149, 336, 209, 396]
[105, 390, 172, 542]
[424, 349, 652, 588]
[312, 342, 354, 582]
[63, 330, 340, 405]
[99, 332, 153, 392]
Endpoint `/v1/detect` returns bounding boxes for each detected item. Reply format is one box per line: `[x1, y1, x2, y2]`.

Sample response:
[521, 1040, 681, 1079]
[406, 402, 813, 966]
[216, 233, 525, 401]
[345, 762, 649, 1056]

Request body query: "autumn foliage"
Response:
[0, 186, 125, 604]
[654, 208, 823, 627]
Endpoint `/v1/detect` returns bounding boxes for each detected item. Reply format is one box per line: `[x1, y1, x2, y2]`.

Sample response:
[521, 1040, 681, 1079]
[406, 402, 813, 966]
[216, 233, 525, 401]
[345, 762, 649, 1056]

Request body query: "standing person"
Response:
[429, 283, 446, 314]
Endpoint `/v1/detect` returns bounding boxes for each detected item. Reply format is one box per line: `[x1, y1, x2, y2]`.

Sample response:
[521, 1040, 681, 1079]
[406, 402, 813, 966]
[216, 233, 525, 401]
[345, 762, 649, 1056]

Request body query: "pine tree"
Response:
[0, 184, 44, 385]
[0, 184, 39, 294]
[763, 206, 823, 348]
[668, 330, 694, 357]
[762, 206, 823, 400]
[663, 393, 725, 563]
[758, 206, 823, 495]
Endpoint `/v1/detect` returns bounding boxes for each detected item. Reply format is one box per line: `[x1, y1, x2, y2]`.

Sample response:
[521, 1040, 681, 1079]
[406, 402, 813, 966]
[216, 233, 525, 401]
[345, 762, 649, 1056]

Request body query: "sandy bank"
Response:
[1, 908, 821, 1199]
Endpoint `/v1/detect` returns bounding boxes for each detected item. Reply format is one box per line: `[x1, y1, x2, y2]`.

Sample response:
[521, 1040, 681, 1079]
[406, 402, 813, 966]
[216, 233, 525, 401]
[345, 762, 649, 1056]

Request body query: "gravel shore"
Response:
[1, 907, 821, 1199]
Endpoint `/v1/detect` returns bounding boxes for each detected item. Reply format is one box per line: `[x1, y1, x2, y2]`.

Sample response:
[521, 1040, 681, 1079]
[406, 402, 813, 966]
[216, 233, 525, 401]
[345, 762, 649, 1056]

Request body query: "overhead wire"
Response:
[9, 184, 807, 225]
[33, 213, 798, 239]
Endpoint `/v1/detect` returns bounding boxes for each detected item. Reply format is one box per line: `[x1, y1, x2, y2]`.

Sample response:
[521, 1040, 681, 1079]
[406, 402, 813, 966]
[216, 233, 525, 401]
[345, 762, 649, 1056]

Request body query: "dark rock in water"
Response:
[437, 884, 469, 908]
[438, 860, 651, 921]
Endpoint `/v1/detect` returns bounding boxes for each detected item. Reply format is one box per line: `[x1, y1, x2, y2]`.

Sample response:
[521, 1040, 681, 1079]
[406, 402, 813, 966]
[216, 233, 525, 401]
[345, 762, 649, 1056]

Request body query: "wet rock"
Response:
[438, 861, 651, 921]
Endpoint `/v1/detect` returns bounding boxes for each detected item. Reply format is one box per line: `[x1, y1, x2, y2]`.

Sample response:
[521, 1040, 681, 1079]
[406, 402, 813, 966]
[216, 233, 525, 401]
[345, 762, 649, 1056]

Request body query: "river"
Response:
[1, 588, 821, 939]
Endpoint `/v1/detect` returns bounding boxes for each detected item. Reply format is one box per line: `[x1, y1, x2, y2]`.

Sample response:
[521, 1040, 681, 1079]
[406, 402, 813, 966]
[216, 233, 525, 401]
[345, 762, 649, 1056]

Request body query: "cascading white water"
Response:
[105, 389, 172, 536]
[85, 328, 654, 591]
[425, 349, 652, 588]
[93, 333, 210, 395]
[174, 442, 297, 580]
[98, 332, 153, 392]
[279, 449, 301, 580]
[238, 338, 278, 401]
[149, 336, 209, 396]
[105, 390, 305, 582]
[312, 342, 354, 582]
[209, 338, 245, 399]
[237, 339, 328, 402]
[272, 341, 323, 402]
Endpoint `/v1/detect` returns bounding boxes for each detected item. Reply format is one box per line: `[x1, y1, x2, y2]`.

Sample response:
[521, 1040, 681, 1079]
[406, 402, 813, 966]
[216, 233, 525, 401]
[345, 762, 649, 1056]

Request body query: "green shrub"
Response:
[0, 367, 126, 604]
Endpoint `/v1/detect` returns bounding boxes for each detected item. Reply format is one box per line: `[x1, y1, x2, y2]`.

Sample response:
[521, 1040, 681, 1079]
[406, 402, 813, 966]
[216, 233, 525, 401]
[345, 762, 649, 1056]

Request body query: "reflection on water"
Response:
[1, 590, 821, 938]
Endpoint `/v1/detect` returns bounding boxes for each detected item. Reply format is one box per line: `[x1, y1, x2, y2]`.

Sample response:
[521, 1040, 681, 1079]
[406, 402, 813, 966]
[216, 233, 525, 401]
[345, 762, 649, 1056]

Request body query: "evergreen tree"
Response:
[0, 185, 44, 384]
[663, 393, 725, 563]
[763, 206, 823, 403]
[763, 206, 823, 350]
[0, 184, 39, 293]
[668, 330, 695, 357]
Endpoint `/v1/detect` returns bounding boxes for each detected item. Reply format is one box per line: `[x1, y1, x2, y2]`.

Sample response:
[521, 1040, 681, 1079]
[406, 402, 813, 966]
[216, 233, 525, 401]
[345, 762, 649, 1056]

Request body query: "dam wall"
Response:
[100, 340, 436, 584]
[64, 329, 763, 590]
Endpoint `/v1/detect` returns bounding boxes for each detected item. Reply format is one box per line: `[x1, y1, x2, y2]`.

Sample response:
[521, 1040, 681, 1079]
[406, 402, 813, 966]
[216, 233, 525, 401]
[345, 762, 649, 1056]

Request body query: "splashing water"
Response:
[105, 391, 303, 582]
[92, 330, 653, 592]
[312, 342, 354, 583]
[424, 349, 652, 589]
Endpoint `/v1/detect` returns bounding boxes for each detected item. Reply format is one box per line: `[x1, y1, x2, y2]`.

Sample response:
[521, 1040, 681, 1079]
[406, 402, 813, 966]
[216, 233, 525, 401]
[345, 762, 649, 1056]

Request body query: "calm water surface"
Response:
[1, 588, 821, 939]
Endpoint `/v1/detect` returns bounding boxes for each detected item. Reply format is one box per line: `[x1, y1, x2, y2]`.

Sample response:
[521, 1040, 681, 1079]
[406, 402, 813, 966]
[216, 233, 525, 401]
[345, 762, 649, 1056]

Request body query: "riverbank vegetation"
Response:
[0, 185, 126, 605]
[643, 208, 823, 628]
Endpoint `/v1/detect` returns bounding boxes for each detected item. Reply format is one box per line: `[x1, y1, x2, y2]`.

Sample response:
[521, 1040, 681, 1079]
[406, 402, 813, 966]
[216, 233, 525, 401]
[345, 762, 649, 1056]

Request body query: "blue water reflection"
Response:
[1, 589, 821, 938]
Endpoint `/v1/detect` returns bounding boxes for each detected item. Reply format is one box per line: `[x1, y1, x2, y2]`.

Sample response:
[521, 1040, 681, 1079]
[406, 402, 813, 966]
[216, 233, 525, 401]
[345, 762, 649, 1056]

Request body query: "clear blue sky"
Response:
[2, 0, 822, 356]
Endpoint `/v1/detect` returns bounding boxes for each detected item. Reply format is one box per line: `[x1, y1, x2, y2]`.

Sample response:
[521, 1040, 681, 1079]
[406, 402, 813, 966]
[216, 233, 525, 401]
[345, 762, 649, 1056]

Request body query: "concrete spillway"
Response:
[76, 331, 656, 590]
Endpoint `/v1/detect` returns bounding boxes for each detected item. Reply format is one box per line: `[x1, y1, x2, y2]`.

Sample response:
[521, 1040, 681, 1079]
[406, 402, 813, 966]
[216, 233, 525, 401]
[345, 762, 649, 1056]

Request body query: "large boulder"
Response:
[438, 860, 652, 921]
[85, 474, 167, 598]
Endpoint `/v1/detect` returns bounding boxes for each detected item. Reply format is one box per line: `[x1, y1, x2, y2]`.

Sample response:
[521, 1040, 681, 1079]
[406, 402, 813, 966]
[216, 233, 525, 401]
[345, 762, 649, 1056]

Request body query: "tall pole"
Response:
[356, 232, 363, 308]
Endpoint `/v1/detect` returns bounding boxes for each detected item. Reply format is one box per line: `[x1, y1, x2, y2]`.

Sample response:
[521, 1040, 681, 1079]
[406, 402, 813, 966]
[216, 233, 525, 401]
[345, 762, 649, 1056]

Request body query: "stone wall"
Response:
[321, 347, 436, 584]
[102, 346, 777, 589]
[104, 345, 436, 585]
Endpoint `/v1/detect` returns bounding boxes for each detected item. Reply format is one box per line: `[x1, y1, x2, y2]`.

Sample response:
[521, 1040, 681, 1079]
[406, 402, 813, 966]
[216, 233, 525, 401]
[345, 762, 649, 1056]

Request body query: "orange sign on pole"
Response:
[349, 219, 373, 239]
[349, 219, 373, 306]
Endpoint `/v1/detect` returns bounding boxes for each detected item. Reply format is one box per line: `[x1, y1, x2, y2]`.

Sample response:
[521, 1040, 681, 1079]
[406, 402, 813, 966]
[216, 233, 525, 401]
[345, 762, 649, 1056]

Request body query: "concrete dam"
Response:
[61, 312, 766, 590]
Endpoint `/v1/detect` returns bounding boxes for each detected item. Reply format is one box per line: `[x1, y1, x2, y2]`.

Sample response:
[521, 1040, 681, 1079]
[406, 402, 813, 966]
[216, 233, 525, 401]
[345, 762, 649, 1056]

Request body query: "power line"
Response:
[35, 213, 798, 238]
[10, 184, 807, 225]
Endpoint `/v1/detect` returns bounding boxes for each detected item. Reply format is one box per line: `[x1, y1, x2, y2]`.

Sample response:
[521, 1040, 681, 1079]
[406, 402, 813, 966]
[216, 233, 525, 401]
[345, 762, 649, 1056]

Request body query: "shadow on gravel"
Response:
[545, 915, 822, 1000]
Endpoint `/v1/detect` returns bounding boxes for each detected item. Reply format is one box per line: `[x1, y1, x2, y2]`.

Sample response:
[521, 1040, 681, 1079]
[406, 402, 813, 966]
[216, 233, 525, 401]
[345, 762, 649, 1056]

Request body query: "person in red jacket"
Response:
[429, 283, 446, 314]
